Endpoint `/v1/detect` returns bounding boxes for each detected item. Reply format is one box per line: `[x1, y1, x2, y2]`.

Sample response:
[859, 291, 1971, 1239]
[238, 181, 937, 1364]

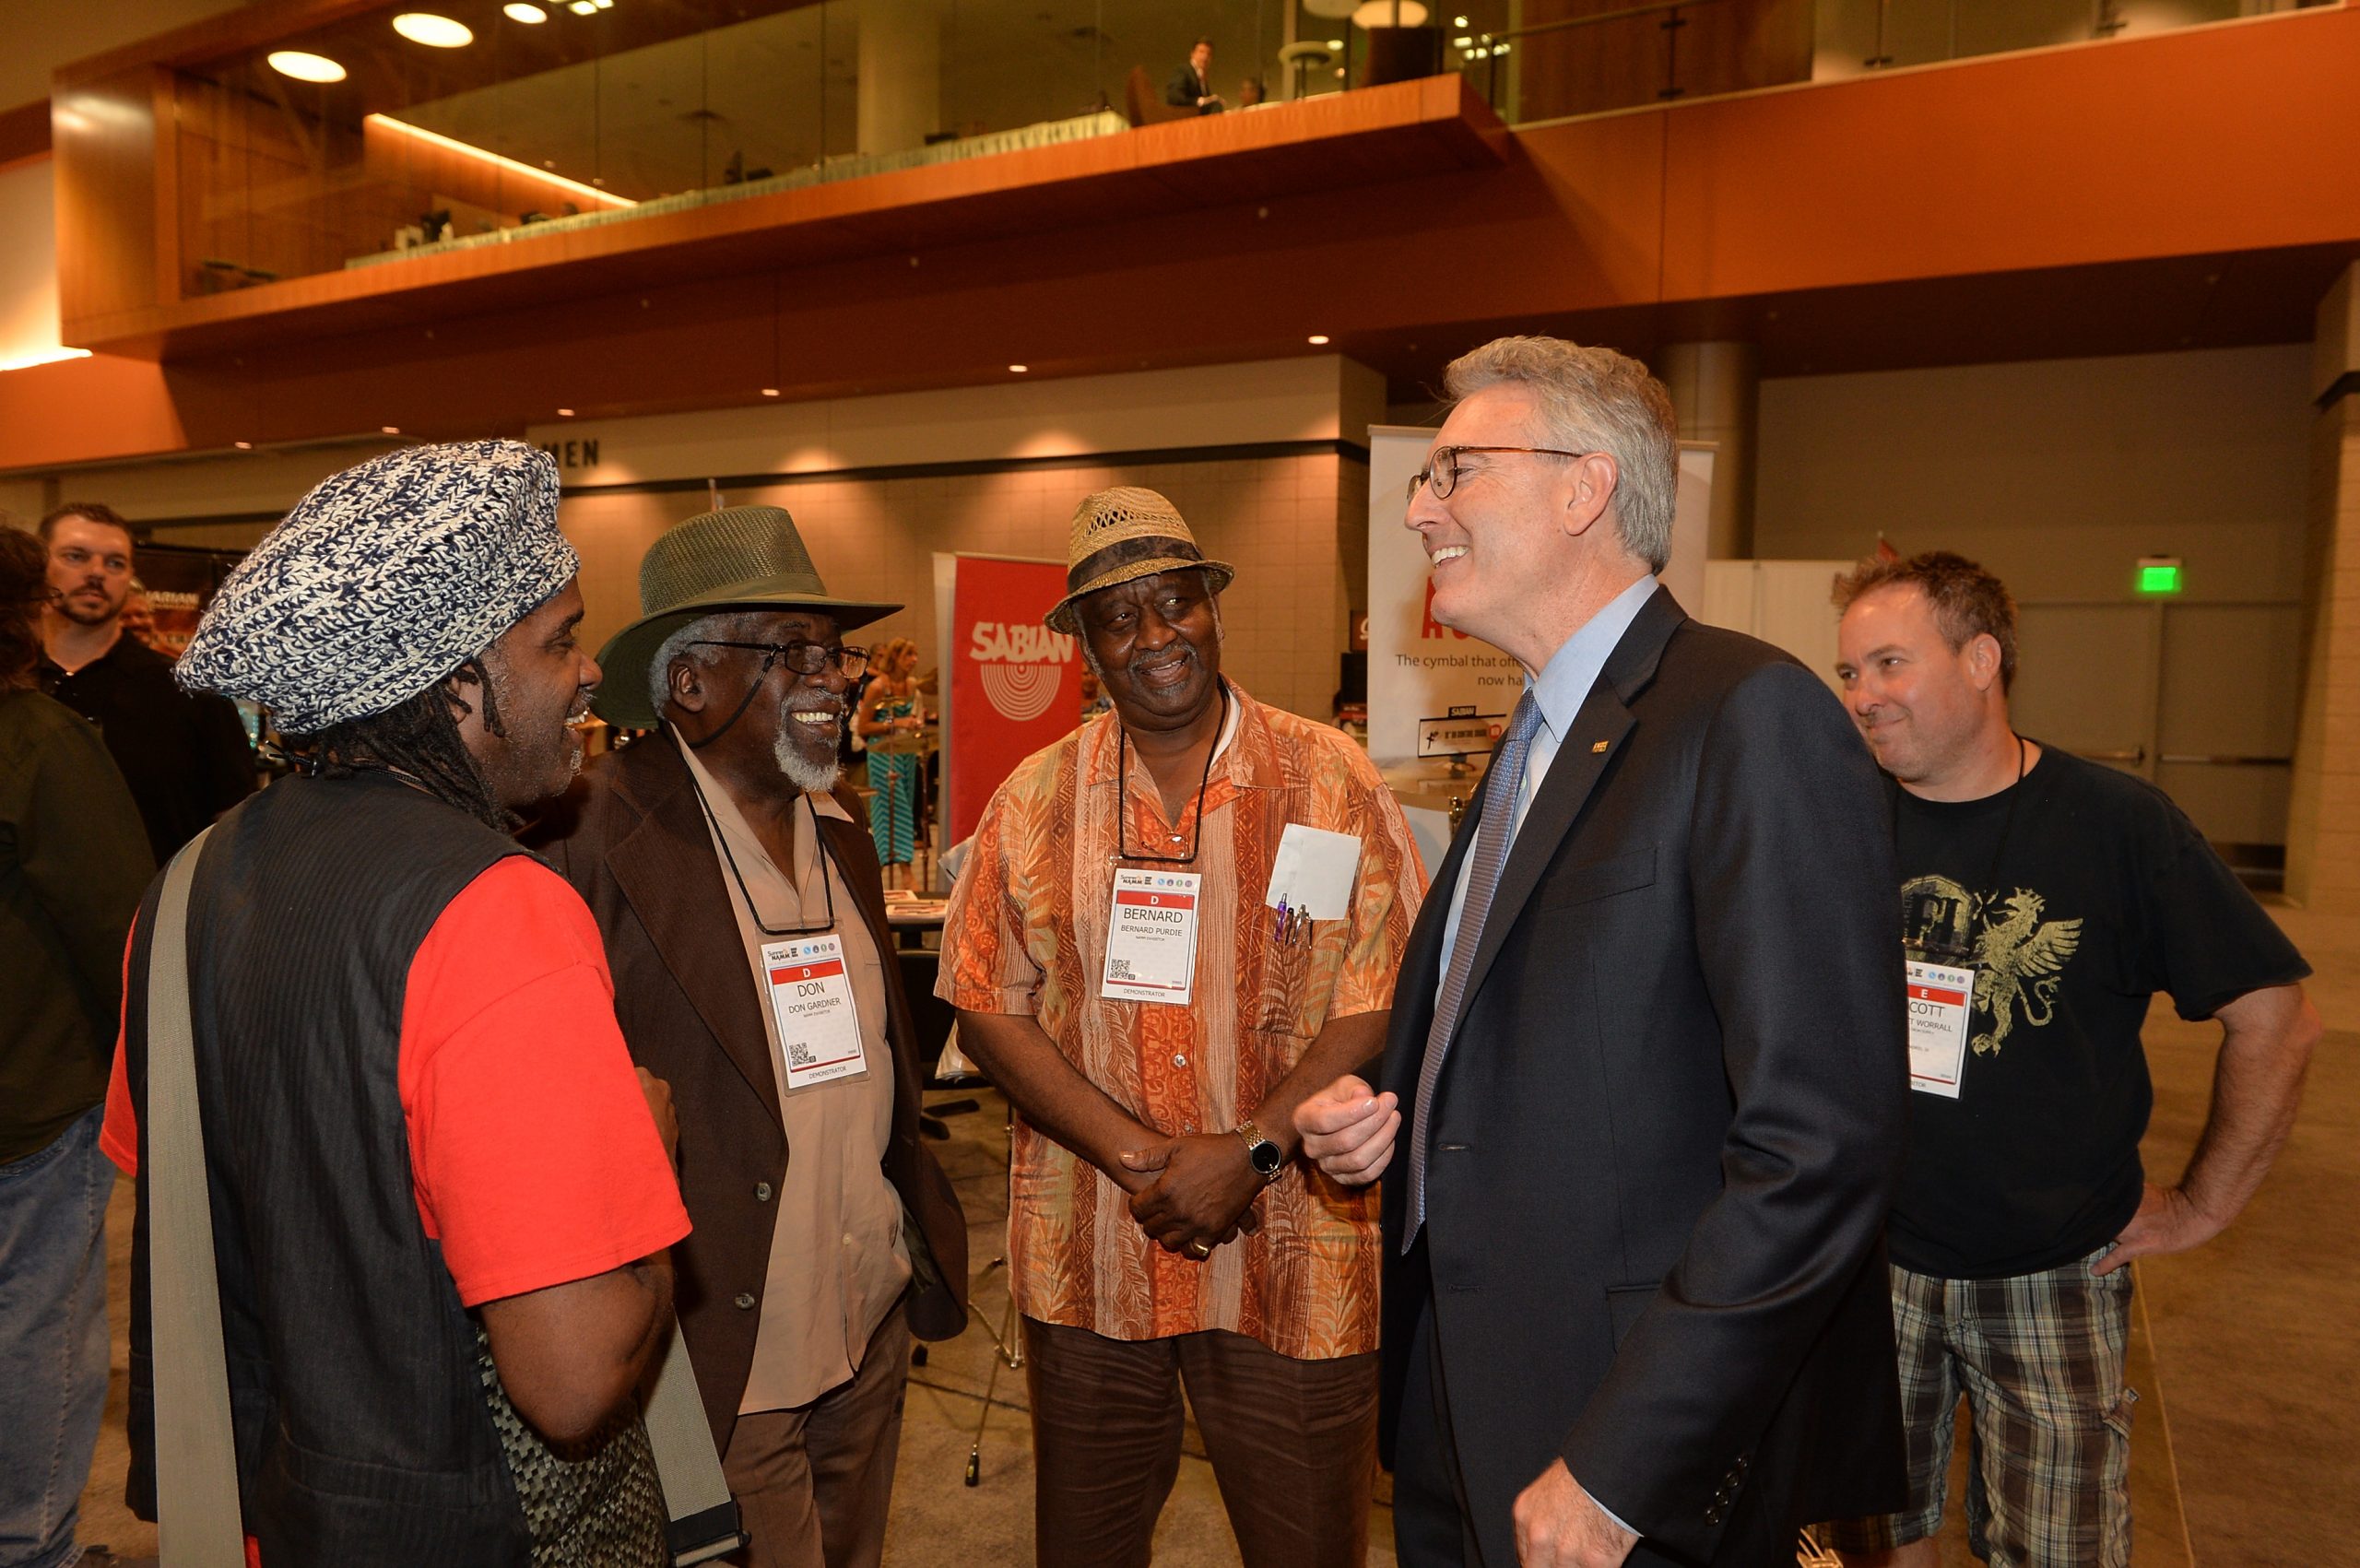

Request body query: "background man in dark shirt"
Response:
[37, 504, 255, 859]
[1166, 37, 1225, 113]
[1824, 551, 2320, 1568]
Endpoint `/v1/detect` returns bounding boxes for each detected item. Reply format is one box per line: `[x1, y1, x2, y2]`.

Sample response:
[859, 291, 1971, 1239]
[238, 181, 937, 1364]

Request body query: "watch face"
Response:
[1250, 1140, 1283, 1175]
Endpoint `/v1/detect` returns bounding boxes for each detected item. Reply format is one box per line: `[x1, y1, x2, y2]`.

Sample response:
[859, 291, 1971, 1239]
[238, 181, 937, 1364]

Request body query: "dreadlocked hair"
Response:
[279, 656, 515, 831]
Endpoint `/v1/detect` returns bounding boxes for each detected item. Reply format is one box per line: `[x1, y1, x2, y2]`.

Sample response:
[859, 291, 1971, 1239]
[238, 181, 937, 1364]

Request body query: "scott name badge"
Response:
[1102, 868, 1202, 1006]
[762, 933, 867, 1091]
[1905, 957, 1975, 1099]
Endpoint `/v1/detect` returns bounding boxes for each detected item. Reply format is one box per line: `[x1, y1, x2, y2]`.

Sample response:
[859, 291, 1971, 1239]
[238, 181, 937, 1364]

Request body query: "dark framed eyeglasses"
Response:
[1408, 444, 1593, 504]
[690, 639, 870, 679]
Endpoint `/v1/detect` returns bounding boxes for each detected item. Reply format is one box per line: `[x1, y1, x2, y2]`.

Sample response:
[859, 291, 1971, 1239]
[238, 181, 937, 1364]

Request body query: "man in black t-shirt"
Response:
[36, 503, 256, 860]
[1819, 552, 2319, 1568]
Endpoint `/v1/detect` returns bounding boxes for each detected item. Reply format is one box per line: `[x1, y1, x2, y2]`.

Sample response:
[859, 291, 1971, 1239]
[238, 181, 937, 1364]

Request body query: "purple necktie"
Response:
[1404, 690, 1543, 1245]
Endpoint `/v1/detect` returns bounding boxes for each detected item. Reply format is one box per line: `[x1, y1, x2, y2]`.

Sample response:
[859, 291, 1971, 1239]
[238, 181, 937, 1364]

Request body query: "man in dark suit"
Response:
[1166, 37, 1225, 112]
[531, 505, 966, 1568]
[1298, 336, 1907, 1568]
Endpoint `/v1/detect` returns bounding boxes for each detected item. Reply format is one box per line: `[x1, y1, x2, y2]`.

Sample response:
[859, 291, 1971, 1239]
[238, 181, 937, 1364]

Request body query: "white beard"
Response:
[774, 712, 843, 795]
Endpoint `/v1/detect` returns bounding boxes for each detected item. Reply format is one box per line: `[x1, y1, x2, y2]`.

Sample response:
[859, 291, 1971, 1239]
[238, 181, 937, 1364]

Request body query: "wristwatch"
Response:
[1234, 1119, 1285, 1182]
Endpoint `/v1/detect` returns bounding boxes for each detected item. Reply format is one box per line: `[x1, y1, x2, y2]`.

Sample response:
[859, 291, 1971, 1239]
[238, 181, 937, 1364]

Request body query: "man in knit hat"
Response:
[531, 504, 967, 1568]
[936, 486, 1428, 1568]
[100, 441, 691, 1562]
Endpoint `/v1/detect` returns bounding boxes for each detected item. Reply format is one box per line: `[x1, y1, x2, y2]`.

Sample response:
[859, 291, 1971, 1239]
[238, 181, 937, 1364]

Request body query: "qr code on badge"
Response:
[786, 1039, 819, 1067]
[1107, 959, 1136, 980]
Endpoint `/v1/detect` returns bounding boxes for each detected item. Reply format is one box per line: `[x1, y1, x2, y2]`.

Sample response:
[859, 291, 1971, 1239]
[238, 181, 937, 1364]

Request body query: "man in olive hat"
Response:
[935, 486, 1428, 1567]
[531, 504, 967, 1568]
[100, 441, 690, 1562]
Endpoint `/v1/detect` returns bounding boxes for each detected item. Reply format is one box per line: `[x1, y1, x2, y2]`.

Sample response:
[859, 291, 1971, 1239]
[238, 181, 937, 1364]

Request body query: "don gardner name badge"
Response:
[1905, 957, 1975, 1099]
[762, 932, 868, 1091]
[1101, 868, 1202, 1005]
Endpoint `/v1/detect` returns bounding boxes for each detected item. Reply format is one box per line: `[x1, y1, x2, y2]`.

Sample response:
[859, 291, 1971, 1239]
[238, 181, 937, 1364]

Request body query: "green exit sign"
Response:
[2136, 557, 2183, 595]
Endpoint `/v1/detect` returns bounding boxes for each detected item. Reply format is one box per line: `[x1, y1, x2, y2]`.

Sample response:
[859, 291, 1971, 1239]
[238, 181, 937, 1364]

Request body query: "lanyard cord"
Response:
[1113, 679, 1229, 867]
[687, 769, 839, 937]
[1896, 732, 2026, 961]
[685, 657, 779, 750]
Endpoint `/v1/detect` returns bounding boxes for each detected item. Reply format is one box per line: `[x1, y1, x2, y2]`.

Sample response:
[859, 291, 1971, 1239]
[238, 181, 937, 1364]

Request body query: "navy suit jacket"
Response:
[1379, 587, 1908, 1567]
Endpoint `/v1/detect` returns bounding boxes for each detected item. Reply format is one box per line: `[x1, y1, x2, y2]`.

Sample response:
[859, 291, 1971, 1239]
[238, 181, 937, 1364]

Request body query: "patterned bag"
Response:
[474, 1326, 669, 1567]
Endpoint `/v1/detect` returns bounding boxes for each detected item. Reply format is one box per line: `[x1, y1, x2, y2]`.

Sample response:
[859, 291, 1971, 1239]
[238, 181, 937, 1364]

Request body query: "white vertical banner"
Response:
[1664, 444, 1716, 612]
[1364, 429, 1717, 774]
[931, 551, 958, 848]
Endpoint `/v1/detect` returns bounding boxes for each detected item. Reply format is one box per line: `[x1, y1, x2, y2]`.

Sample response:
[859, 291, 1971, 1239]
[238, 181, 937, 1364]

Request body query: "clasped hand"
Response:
[1117, 1134, 1265, 1256]
[1292, 1075, 1398, 1185]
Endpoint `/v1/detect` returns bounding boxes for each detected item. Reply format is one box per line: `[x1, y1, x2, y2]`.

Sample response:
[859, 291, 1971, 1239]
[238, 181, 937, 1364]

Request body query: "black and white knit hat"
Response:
[177, 440, 577, 734]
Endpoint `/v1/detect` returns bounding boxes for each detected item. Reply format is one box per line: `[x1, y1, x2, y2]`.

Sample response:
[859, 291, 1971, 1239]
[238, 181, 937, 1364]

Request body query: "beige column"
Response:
[1650, 340, 1757, 559]
[2283, 263, 2360, 913]
[856, 0, 942, 158]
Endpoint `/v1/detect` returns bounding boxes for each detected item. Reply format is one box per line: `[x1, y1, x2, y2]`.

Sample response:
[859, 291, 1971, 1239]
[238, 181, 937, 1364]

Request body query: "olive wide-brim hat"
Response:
[1044, 487, 1234, 635]
[594, 504, 899, 730]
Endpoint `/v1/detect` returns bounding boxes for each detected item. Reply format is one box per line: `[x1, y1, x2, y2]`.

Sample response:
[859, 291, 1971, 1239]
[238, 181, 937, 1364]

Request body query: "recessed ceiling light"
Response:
[1009, 364, 1029, 373]
[233, 440, 254, 450]
[393, 13, 474, 47]
[568, 0, 596, 12]
[1307, 335, 1331, 346]
[556, 407, 575, 417]
[382, 425, 401, 434]
[503, 3, 549, 21]
[761, 387, 780, 396]
[267, 51, 348, 83]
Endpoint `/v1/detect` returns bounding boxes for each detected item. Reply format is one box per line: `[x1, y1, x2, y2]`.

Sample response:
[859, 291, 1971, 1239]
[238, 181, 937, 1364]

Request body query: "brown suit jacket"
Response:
[528, 731, 968, 1451]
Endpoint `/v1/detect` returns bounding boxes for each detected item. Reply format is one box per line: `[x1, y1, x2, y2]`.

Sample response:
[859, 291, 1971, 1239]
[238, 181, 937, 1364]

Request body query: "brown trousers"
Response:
[1021, 1315, 1380, 1568]
[723, 1304, 913, 1568]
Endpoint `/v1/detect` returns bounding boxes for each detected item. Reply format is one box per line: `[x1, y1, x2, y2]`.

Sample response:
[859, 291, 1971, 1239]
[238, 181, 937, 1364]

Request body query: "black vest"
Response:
[125, 772, 535, 1566]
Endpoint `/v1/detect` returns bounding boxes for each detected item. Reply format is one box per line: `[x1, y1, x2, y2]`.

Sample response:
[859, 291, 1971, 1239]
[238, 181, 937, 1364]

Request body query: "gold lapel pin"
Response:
[1590, 739, 1610, 754]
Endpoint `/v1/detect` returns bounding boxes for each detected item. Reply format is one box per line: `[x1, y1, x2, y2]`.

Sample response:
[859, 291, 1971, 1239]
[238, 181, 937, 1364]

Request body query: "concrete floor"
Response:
[71, 903, 2359, 1565]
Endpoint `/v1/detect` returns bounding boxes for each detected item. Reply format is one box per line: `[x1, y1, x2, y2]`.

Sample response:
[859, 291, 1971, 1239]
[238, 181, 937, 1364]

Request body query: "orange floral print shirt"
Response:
[938, 684, 1426, 1359]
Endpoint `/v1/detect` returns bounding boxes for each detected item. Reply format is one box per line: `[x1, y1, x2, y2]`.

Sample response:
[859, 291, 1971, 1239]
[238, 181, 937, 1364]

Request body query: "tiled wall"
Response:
[559, 450, 1355, 722]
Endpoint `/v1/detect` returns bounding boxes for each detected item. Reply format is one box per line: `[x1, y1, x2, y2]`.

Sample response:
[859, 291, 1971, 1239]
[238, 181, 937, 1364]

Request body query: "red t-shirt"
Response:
[103, 854, 690, 1307]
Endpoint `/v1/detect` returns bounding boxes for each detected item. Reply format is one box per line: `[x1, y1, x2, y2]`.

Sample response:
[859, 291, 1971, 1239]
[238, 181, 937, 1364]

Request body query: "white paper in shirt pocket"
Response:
[1264, 823, 1363, 920]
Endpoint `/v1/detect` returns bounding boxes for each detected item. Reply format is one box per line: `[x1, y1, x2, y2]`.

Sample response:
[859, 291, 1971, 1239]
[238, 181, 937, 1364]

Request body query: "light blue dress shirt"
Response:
[1433, 573, 1660, 994]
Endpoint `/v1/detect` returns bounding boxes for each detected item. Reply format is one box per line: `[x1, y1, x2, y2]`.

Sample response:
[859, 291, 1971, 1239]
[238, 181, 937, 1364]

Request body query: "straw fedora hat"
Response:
[594, 504, 899, 729]
[1044, 487, 1235, 635]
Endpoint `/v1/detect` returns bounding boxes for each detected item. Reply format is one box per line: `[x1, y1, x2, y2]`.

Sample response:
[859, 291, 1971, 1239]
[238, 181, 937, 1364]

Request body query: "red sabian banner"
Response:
[946, 554, 1081, 845]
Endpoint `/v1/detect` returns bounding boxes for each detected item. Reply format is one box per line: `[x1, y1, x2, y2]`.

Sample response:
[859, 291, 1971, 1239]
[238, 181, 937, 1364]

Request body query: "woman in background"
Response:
[854, 636, 926, 881]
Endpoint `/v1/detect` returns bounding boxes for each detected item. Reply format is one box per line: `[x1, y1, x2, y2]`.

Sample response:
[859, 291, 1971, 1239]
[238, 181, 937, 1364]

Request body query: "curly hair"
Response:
[1831, 549, 2019, 692]
[0, 527, 51, 692]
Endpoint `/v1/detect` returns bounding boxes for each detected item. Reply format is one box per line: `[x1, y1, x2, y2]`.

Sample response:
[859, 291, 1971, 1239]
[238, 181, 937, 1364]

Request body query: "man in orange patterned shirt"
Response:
[938, 487, 1426, 1568]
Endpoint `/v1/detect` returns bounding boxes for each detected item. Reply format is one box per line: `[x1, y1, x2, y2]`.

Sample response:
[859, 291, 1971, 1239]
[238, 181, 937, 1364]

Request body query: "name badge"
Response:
[762, 933, 868, 1091]
[1102, 868, 1202, 1005]
[1905, 957, 1975, 1099]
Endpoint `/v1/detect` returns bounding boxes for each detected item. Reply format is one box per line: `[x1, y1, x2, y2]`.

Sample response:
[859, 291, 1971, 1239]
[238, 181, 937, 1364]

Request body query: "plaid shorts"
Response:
[1819, 1249, 2137, 1567]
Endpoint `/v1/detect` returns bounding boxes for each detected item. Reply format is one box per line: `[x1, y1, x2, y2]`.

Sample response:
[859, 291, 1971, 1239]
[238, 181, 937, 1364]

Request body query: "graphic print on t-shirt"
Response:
[1901, 873, 2083, 1055]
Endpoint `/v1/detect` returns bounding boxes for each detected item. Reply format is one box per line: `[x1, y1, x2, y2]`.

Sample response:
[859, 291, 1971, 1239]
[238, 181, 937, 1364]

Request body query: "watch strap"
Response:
[1234, 1119, 1283, 1179]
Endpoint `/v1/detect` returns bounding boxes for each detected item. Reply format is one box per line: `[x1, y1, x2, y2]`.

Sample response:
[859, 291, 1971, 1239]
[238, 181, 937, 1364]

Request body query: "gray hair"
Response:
[1442, 336, 1679, 572]
[649, 609, 772, 718]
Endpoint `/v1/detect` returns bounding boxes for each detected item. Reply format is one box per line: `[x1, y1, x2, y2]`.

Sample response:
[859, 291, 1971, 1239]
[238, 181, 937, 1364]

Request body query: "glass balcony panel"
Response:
[154, 0, 2323, 293]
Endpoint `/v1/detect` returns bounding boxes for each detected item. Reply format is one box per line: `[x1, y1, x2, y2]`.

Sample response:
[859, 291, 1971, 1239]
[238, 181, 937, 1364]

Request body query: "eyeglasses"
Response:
[690, 639, 870, 679]
[1407, 445, 1593, 504]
